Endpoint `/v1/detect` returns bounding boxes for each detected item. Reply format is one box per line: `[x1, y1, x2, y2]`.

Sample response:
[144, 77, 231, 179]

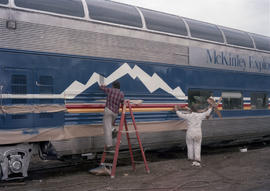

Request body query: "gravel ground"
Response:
[1, 145, 270, 191]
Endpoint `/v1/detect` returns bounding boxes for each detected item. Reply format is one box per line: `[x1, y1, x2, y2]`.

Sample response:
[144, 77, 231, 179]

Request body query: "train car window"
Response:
[14, 0, 84, 17]
[251, 34, 270, 52]
[188, 90, 212, 110]
[185, 19, 224, 43]
[38, 76, 53, 118]
[222, 92, 243, 110]
[139, 8, 187, 36]
[86, 0, 142, 28]
[11, 74, 27, 104]
[220, 27, 254, 48]
[251, 93, 268, 109]
[39, 75, 53, 104]
[0, 0, 8, 5]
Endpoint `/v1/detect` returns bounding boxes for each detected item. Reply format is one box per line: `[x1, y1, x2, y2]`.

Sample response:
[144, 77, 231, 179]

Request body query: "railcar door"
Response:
[33, 69, 64, 129]
[2, 68, 34, 130]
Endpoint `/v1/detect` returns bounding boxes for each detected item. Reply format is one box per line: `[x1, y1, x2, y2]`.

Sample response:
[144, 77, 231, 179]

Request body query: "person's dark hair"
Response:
[112, 81, 120, 89]
[190, 104, 199, 112]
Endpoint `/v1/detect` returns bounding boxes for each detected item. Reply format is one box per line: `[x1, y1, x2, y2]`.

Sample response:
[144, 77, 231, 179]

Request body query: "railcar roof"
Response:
[0, 0, 269, 52]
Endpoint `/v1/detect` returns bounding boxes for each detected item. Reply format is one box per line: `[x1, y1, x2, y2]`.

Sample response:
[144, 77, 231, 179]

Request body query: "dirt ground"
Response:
[1, 146, 270, 191]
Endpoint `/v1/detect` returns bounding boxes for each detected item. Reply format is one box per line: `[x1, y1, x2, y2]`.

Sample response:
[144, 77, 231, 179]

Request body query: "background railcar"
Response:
[0, 0, 270, 180]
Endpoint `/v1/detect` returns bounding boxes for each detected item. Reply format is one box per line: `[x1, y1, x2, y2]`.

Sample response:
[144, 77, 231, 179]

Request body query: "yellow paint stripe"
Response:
[67, 107, 174, 113]
[244, 106, 251, 110]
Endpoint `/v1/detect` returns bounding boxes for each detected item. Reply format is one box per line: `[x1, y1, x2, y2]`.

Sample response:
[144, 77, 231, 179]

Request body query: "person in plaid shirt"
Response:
[100, 81, 124, 151]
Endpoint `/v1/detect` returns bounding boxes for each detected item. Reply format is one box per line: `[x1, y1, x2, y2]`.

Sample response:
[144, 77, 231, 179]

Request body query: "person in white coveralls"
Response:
[174, 98, 215, 167]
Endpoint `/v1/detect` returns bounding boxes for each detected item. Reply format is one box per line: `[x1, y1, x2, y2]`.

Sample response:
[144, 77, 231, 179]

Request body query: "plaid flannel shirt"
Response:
[100, 85, 124, 114]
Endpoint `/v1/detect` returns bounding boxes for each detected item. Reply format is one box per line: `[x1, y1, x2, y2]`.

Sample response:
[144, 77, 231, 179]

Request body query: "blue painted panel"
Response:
[0, 0, 8, 5]
[34, 112, 64, 128]
[1, 68, 34, 129]
[220, 109, 270, 118]
[0, 49, 270, 130]
[3, 114, 33, 130]
[0, 115, 4, 128]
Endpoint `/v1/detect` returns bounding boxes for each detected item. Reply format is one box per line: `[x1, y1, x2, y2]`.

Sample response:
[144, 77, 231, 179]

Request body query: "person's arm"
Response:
[100, 85, 110, 94]
[201, 106, 213, 119]
[175, 105, 192, 119]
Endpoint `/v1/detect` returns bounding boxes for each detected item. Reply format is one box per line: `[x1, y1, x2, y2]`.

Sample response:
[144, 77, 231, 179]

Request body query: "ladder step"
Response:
[121, 130, 138, 133]
[100, 163, 113, 167]
[132, 148, 144, 152]
[104, 150, 115, 153]
[134, 161, 145, 164]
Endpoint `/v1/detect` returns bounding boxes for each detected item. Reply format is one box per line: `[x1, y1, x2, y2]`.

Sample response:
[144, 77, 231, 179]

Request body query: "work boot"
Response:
[192, 161, 201, 167]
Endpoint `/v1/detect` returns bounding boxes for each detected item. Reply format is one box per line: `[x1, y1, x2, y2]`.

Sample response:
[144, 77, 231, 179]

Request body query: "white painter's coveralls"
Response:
[176, 108, 212, 162]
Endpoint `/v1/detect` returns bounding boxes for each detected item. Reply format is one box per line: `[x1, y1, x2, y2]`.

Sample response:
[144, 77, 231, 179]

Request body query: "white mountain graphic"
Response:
[61, 63, 186, 100]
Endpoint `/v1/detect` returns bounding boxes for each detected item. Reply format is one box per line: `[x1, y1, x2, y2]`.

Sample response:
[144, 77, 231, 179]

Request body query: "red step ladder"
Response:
[100, 100, 150, 178]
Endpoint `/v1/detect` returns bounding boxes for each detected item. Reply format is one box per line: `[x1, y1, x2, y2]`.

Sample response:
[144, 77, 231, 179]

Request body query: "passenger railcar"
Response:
[0, 0, 270, 180]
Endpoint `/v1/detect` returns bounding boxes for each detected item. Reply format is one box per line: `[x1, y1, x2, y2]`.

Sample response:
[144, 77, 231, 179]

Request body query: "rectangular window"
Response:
[11, 74, 27, 104]
[188, 90, 212, 110]
[38, 75, 53, 118]
[11, 74, 27, 120]
[39, 75, 53, 104]
[251, 92, 268, 109]
[222, 92, 242, 110]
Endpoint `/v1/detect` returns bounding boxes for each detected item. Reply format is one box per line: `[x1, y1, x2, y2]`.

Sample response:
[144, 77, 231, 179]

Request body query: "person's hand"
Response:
[184, 106, 191, 111]
[207, 97, 217, 108]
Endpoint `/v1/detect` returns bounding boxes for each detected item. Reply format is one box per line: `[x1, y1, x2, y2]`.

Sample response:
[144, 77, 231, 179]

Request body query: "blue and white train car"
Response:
[0, 0, 270, 180]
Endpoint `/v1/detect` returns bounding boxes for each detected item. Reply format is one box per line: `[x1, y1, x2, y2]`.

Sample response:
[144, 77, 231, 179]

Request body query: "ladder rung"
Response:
[121, 130, 138, 133]
[131, 148, 144, 152]
[104, 150, 115, 154]
[134, 161, 145, 164]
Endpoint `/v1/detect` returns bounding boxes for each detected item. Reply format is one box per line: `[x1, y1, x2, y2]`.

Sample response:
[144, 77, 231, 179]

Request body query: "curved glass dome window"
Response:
[86, 0, 142, 28]
[14, 0, 84, 17]
[251, 34, 270, 51]
[0, 0, 8, 4]
[139, 8, 187, 36]
[185, 19, 224, 43]
[220, 27, 254, 48]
